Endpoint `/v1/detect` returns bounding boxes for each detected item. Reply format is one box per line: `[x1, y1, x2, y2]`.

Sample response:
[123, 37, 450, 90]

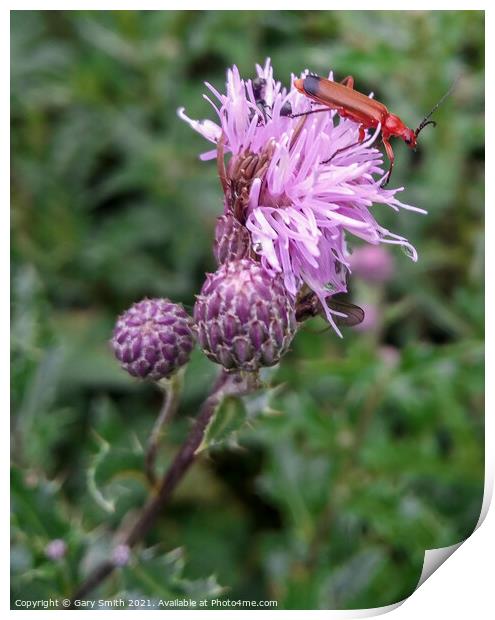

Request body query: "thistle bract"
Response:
[213, 214, 251, 265]
[194, 259, 296, 371]
[112, 298, 194, 381]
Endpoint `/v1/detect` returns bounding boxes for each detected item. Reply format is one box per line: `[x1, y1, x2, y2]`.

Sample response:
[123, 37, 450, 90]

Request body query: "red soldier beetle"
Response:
[293, 74, 455, 186]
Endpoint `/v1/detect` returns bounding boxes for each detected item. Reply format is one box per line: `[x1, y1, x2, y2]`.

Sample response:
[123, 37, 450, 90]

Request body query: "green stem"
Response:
[71, 369, 258, 603]
[145, 372, 183, 488]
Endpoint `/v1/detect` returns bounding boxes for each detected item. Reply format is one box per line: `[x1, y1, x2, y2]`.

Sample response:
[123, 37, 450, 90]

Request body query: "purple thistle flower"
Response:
[179, 59, 424, 334]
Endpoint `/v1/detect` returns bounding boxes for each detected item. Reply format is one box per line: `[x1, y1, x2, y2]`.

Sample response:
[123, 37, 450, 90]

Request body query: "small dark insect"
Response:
[250, 77, 271, 123]
[252, 76, 266, 101]
[250, 76, 292, 123]
[296, 291, 364, 327]
[327, 297, 365, 327]
[280, 101, 293, 117]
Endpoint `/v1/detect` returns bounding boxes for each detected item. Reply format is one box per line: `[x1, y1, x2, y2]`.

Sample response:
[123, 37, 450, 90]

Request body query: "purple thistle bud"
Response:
[349, 245, 395, 283]
[194, 259, 296, 371]
[213, 214, 252, 265]
[45, 539, 67, 561]
[111, 298, 195, 381]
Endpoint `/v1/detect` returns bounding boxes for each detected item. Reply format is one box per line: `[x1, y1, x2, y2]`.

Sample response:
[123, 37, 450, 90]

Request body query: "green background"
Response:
[11, 10, 484, 610]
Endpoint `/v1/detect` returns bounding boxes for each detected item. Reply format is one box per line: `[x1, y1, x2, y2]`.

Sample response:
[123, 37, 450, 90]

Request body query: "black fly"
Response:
[296, 291, 364, 327]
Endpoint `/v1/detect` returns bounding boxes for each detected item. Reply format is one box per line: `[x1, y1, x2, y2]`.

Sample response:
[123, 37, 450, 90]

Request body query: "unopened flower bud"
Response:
[194, 259, 296, 371]
[213, 214, 251, 264]
[112, 298, 194, 381]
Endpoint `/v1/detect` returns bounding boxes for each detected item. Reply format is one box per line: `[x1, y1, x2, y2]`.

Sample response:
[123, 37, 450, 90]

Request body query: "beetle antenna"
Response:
[415, 78, 459, 137]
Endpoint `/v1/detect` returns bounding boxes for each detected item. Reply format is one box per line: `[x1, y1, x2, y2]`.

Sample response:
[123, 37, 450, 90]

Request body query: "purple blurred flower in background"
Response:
[45, 539, 67, 561]
[111, 544, 131, 567]
[179, 59, 424, 332]
[349, 245, 395, 283]
[379, 345, 401, 367]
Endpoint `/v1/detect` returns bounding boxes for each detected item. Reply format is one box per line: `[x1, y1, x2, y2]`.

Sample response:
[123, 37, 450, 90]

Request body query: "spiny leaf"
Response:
[196, 396, 247, 454]
[119, 546, 225, 602]
[87, 434, 115, 513]
[86, 432, 147, 514]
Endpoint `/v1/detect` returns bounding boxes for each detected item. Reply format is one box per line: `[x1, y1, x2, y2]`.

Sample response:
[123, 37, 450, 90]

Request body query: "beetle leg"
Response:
[321, 123, 367, 165]
[340, 75, 355, 89]
[381, 137, 395, 187]
[289, 107, 330, 119]
[289, 115, 308, 151]
[321, 140, 362, 165]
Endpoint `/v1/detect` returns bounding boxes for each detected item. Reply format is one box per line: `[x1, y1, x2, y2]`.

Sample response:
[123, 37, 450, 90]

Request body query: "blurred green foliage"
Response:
[11, 10, 484, 610]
